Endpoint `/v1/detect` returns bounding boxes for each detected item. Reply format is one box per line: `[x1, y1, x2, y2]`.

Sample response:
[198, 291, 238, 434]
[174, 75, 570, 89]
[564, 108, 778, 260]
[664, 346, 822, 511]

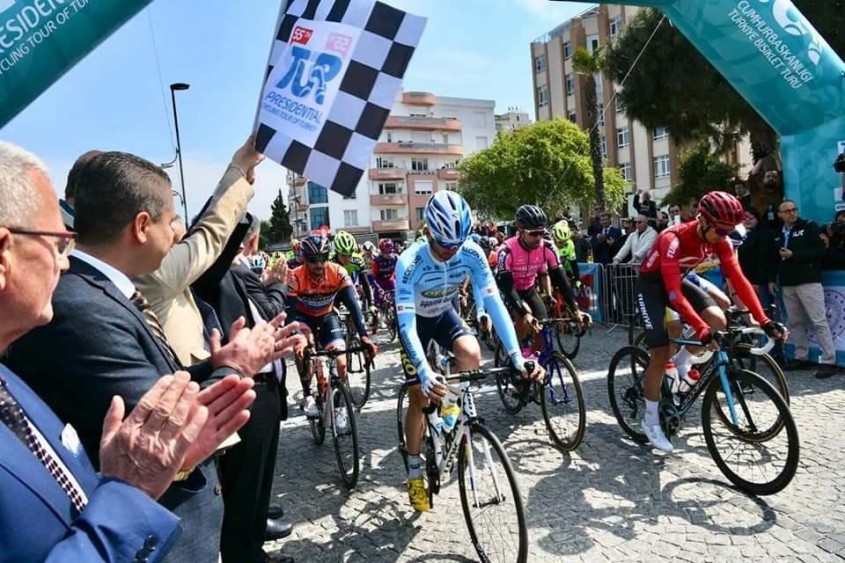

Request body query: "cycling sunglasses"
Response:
[305, 254, 329, 264]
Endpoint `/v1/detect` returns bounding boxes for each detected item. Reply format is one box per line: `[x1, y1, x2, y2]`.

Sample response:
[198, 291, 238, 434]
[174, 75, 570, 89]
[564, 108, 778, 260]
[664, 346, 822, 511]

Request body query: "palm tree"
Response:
[572, 47, 606, 211]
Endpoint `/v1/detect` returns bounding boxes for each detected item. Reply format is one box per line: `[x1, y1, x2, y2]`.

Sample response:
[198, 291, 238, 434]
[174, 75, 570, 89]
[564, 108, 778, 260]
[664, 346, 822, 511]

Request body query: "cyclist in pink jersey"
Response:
[495, 205, 582, 332]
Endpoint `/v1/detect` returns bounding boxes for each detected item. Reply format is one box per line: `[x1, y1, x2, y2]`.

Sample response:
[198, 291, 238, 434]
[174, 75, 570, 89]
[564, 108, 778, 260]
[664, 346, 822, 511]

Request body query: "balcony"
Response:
[402, 91, 436, 106]
[385, 115, 462, 132]
[373, 219, 410, 231]
[294, 202, 308, 212]
[370, 193, 407, 206]
[374, 142, 463, 156]
[294, 176, 306, 187]
[368, 168, 406, 181]
[342, 226, 371, 235]
[437, 168, 461, 181]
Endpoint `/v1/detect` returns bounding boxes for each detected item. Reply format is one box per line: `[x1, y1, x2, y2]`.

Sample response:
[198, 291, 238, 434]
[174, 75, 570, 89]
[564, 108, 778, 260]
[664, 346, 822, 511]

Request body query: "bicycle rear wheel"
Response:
[540, 351, 586, 451]
[554, 321, 581, 359]
[702, 369, 799, 495]
[607, 346, 650, 444]
[458, 423, 528, 563]
[330, 382, 360, 489]
[345, 335, 372, 409]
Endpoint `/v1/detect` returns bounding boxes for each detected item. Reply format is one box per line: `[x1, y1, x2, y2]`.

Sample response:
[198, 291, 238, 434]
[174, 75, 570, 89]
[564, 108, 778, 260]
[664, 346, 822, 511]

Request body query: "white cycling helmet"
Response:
[425, 190, 472, 248]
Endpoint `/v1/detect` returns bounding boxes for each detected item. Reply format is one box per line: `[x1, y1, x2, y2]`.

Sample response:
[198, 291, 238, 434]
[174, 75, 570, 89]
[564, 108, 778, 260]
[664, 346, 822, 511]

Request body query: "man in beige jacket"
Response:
[134, 137, 262, 366]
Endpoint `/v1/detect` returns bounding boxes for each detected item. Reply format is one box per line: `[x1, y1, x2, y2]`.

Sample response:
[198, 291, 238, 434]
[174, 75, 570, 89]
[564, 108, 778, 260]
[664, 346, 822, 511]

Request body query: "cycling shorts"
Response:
[400, 308, 473, 384]
[296, 313, 345, 350]
[636, 272, 716, 348]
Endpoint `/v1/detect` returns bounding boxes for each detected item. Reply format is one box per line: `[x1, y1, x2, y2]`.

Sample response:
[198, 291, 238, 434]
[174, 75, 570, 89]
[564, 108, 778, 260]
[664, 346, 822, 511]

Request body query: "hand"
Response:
[99, 373, 208, 500]
[478, 313, 492, 333]
[180, 375, 257, 470]
[763, 320, 788, 341]
[523, 314, 540, 333]
[420, 373, 448, 402]
[778, 247, 793, 260]
[210, 317, 275, 376]
[361, 335, 378, 359]
[232, 135, 265, 184]
[578, 310, 592, 328]
[268, 315, 305, 361]
[520, 361, 545, 382]
[611, 259, 619, 267]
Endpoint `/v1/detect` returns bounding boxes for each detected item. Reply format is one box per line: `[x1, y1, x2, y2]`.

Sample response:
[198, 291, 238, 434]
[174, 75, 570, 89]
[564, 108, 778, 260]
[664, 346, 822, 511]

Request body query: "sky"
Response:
[2, 0, 593, 221]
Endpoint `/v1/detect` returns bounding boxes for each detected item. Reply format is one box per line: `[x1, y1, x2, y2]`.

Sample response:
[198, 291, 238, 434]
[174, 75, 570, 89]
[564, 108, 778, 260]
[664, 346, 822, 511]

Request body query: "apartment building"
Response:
[530, 4, 753, 215]
[495, 109, 532, 134]
[287, 89, 496, 240]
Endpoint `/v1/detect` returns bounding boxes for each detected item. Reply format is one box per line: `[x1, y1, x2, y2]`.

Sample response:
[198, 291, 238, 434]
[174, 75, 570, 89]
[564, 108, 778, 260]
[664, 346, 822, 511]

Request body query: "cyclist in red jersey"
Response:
[636, 191, 786, 452]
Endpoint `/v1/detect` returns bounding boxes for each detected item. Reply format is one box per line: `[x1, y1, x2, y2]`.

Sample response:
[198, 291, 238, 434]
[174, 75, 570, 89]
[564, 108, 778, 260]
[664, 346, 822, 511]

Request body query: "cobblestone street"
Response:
[265, 327, 845, 562]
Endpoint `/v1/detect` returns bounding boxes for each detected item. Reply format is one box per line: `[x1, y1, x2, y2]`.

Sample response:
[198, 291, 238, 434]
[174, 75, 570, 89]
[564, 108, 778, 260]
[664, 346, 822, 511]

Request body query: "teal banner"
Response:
[555, 0, 845, 224]
[0, 0, 152, 128]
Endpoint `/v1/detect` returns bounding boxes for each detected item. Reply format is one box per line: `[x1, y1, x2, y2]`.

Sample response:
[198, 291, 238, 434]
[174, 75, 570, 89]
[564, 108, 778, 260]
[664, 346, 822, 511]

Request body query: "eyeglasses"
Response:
[779, 207, 797, 214]
[7, 228, 76, 258]
[711, 224, 735, 237]
[305, 254, 328, 264]
[524, 229, 545, 237]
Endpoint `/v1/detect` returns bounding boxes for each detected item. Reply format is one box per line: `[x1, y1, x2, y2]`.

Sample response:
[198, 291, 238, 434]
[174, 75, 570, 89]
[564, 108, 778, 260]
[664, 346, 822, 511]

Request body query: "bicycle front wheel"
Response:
[396, 383, 410, 473]
[330, 382, 360, 489]
[541, 351, 586, 451]
[458, 423, 528, 563]
[702, 369, 799, 495]
[607, 346, 651, 444]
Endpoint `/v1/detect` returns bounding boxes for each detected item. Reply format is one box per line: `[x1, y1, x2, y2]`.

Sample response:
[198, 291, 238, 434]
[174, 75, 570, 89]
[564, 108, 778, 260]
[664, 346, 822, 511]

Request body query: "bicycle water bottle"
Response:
[315, 359, 328, 397]
[440, 395, 460, 432]
[664, 361, 681, 394]
[678, 368, 701, 394]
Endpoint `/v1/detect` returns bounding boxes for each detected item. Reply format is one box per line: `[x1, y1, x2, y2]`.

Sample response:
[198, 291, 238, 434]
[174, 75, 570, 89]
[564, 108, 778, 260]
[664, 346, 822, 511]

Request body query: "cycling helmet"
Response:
[470, 232, 481, 244]
[487, 236, 498, 249]
[425, 190, 472, 248]
[698, 191, 745, 226]
[249, 255, 266, 272]
[551, 220, 571, 243]
[300, 233, 330, 257]
[729, 223, 747, 248]
[515, 204, 547, 230]
[361, 240, 375, 252]
[379, 238, 394, 253]
[333, 230, 358, 255]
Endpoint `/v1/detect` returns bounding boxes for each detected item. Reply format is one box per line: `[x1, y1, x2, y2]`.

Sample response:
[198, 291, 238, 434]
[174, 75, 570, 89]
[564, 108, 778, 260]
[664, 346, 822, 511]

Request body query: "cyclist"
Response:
[551, 219, 582, 290]
[332, 230, 375, 314]
[495, 205, 585, 348]
[370, 238, 398, 333]
[636, 191, 786, 452]
[287, 233, 377, 417]
[287, 238, 303, 269]
[396, 191, 544, 512]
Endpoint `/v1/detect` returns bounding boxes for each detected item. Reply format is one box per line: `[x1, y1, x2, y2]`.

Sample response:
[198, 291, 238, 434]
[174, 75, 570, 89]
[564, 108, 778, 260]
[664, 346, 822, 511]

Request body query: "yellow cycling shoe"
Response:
[406, 476, 430, 512]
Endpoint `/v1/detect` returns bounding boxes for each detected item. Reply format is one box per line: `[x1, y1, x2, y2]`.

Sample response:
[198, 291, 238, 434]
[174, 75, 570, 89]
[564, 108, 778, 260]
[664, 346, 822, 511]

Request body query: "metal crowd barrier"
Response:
[575, 263, 642, 332]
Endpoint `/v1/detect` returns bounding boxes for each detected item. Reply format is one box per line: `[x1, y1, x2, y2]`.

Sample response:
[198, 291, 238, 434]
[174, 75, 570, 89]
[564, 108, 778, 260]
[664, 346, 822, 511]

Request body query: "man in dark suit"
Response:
[195, 215, 292, 563]
[0, 142, 259, 561]
[5, 151, 302, 562]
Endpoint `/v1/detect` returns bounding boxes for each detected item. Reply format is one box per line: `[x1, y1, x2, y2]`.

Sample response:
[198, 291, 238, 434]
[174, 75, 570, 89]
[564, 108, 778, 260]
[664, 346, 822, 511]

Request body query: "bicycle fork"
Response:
[716, 351, 740, 426]
[463, 393, 507, 509]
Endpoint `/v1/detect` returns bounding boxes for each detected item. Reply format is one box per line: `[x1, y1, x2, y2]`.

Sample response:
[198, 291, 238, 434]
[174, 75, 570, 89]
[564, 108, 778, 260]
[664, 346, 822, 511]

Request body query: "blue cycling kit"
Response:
[395, 239, 524, 385]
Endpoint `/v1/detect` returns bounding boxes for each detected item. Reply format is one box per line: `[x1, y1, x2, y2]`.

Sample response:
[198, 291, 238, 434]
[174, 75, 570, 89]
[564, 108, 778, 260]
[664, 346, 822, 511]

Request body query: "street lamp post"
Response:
[170, 82, 190, 220]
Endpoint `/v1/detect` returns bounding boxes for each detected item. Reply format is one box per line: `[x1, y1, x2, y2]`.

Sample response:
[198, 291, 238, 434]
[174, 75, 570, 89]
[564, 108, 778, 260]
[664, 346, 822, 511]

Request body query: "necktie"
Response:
[0, 379, 87, 512]
[131, 291, 179, 364]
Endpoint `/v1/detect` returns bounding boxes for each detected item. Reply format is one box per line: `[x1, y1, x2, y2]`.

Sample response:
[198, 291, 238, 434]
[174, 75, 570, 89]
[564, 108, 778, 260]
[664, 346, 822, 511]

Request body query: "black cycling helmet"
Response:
[300, 233, 331, 257]
[514, 204, 547, 230]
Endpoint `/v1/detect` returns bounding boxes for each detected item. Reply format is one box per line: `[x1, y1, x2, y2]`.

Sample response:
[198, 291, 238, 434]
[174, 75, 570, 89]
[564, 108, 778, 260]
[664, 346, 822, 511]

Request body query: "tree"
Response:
[267, 190, 293, 245]
[259, 220, 273, 249]
[458, 119, 626, 219]
[572, 47, 607, 210]
[663, 143, 738, 207]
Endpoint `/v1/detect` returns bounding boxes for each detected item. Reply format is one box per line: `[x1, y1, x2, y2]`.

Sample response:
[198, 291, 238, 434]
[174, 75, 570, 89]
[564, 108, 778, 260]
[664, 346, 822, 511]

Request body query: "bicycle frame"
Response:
[668, 337, 739, 425]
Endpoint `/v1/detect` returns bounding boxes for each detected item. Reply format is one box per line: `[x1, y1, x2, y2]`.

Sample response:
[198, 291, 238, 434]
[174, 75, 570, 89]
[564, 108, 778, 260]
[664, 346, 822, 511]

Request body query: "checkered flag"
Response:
[254, 0, 426, 197]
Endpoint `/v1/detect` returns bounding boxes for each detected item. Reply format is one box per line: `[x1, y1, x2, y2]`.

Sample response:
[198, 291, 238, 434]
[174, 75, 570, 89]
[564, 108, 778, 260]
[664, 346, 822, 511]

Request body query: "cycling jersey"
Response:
[495, 236, 559, 291]
[395, 240, 523, 384]
[639, 220, 768, 335]
[287, 262, 352, 317]
[372, 252, 398, 280]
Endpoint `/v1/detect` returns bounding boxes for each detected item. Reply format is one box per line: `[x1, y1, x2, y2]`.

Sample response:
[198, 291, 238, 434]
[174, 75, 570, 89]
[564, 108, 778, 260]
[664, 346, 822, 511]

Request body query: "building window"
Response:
[411, 158, 429, 172]
[599, 136, 608, 159]
[310, 207, 329, 230]
[537, 84, 549, 106]
[378, 182, 401, 194]
[444, 182, 458, 191]
[415, 181, 433, 195]
[376, 157, 394, 169]
[597, 107, 605, 127]
[534, 54, 546, 73]
[386, 132, 393, 142]
[567, 110, 577, 123]
[563, 41, 572, 59]
[416, 207, 425, 221]
[595, 73, 603, 96]
[307, 182, 328, 204]
[615, 96, 626, 113]
[380, 208, 399, 220]
[565, 74, 574, 96]
[616, 127, 630, 148]
[653, 126, 669, 141]
[654, 155, 671, 178]
[343, 210, 358, 227]
[587, 35, 600, 54]
[619, 162, 632, 181]
[610, 15, 623, 39]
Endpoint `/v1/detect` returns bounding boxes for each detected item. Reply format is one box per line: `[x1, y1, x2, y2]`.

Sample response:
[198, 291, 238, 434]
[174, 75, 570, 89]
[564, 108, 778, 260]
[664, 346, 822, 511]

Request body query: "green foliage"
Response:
[572, 46, 607, 209]
[267, 191, 293, 244]
[259, 220, 273, 249]
[663, 143, 738, 206]
[457, 119, 625, 219]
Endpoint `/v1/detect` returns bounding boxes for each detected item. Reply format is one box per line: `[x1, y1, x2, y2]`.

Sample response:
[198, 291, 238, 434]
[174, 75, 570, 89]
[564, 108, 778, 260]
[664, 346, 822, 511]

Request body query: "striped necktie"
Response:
[0, 379, 87, 512]
[131, 290, 179, 364]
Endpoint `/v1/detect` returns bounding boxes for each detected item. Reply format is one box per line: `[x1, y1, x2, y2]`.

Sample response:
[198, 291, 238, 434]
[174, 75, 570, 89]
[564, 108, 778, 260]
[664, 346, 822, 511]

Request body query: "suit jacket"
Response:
[0, 366, 180, 562]
[4, 257, 231, 563]
[134, 166, 254, 366]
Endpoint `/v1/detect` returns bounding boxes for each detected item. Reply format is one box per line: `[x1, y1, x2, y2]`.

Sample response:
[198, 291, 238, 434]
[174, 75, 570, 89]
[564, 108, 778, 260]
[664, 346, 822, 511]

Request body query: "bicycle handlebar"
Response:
[305, 345, 368, 360]
[674, 327, 775, 359]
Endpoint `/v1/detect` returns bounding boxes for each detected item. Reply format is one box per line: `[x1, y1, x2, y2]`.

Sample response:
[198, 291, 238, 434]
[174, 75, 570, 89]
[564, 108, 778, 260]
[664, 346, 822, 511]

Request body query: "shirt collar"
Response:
[71, 249, 135, 299]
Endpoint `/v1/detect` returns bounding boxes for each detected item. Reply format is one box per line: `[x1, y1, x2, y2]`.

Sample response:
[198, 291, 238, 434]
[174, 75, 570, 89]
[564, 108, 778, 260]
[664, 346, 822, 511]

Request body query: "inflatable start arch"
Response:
[557, 0, 845, 222]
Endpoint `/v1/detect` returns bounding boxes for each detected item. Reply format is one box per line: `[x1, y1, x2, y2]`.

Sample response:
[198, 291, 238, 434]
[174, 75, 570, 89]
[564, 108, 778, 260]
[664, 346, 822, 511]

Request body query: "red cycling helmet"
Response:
[698, 191, 745, 226]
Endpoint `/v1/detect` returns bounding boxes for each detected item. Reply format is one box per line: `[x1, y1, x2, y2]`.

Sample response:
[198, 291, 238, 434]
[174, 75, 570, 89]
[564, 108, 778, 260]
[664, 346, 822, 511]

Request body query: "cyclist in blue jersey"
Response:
[395, 191, 544, 512]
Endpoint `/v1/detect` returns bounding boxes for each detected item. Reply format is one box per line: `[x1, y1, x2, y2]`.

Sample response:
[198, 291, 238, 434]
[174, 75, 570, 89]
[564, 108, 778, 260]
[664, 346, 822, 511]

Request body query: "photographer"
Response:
[822, 210, 845, 270]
